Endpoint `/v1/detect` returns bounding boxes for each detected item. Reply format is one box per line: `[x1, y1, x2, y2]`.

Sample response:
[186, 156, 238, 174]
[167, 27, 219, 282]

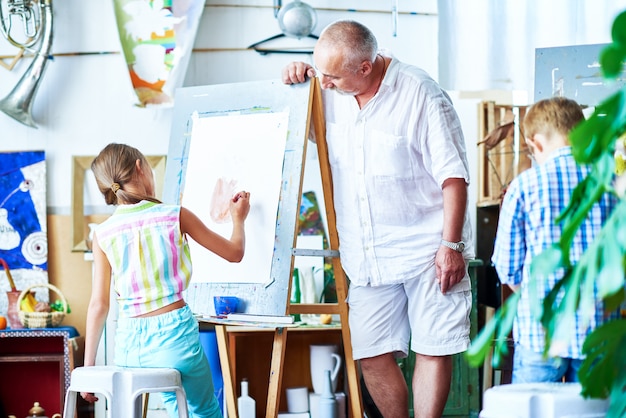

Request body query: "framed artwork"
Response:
[112, 0, 204, 107]
[0, 151, 48, 316]
[71, 155, 167, 252]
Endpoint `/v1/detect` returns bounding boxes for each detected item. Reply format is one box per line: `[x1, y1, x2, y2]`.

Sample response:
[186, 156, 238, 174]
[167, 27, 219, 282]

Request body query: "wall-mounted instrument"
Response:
[0, 0, 53, 128]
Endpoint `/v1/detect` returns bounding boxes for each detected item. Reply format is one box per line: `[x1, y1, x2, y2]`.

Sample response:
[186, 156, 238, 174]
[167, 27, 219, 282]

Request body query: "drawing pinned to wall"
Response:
[113, 0, 204, 107]
[0, 151, 48, 317]
[183, 110, 290, 284]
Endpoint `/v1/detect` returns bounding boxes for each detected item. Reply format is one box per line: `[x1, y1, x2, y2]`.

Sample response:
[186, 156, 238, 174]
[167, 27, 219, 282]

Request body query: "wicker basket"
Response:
[18, 283, 68, 328]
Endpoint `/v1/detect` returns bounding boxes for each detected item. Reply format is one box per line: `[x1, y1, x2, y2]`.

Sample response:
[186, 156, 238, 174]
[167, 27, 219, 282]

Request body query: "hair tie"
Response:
[111, 182, 121, 193]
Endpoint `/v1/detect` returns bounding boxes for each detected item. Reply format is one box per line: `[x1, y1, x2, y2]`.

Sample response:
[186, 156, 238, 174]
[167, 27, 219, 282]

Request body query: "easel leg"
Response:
[311, 77, 364, 417]
[342, 332, 363, 417]
[216, 325, 237, 418]
[266, 327, 288, 418]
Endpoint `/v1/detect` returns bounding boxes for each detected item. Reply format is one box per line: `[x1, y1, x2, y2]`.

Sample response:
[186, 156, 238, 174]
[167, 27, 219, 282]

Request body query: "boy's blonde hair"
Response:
[91, 143, 160, 205]
[523, 97, 584, 141]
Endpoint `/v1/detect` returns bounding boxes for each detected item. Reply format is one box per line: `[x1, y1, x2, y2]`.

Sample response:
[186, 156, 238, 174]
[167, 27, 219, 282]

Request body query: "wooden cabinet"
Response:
[0, 327, 84, 417]
[218, 325, 345, 417]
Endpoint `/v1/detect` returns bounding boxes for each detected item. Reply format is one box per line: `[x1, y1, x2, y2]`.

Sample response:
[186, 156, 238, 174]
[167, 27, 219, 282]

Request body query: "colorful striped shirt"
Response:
[492, 146, 618, 359]
[95, 200, 192, 318]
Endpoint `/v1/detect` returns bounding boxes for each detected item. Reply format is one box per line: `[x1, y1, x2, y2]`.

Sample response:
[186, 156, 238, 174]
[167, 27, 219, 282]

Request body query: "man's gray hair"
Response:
[318, 20, 378, 71]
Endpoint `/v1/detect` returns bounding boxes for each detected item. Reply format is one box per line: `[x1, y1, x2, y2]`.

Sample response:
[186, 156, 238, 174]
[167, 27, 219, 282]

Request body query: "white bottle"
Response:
[238, 378, 256, 418]
[319, 369, 337, 418]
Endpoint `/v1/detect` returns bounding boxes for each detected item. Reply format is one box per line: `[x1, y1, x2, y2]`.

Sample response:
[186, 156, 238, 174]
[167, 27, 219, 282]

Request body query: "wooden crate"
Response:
[477, 101, 531, 206]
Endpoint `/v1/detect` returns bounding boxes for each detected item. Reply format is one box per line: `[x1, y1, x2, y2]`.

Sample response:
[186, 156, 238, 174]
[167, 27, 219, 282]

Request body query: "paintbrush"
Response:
[0, 258, 17, 291]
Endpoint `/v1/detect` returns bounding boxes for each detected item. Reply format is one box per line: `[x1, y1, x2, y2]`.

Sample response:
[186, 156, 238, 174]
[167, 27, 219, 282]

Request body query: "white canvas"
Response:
[183, 110, 289, 283]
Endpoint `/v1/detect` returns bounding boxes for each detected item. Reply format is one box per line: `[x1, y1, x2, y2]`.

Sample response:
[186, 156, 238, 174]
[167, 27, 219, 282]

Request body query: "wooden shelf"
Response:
[477, 199, 501, 208]
[217, 325, 346, 417]
[477, 101, 531, 205]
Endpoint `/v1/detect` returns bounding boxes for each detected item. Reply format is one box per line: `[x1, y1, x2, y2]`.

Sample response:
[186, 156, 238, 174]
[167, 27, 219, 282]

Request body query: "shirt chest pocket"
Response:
[367, 131, 413, 179]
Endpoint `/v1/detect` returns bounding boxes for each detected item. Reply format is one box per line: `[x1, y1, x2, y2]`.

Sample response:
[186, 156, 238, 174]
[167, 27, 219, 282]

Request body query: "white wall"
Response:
[0, 0, 438, 214]
[438, 0, 626, 96]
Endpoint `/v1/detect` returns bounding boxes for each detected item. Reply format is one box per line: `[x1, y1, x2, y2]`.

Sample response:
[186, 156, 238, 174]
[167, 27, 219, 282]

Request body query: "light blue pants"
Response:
[115, 305, 223, 418]
[512, 343, 582, 383]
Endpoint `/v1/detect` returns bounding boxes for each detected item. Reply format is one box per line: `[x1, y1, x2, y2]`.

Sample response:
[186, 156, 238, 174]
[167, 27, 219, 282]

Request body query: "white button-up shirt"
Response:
[321, 57, 474, 286]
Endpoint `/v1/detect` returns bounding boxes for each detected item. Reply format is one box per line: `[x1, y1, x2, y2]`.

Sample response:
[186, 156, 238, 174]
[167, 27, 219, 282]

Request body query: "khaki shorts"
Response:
[347, 262, 472, 359]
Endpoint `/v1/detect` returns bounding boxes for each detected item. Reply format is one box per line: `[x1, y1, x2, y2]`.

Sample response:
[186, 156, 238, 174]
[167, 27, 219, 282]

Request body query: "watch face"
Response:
[457, 242, 465, 252]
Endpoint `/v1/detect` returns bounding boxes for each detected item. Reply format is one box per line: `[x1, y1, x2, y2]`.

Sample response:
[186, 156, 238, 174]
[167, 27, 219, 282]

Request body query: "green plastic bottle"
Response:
[290, 268, 301, 322]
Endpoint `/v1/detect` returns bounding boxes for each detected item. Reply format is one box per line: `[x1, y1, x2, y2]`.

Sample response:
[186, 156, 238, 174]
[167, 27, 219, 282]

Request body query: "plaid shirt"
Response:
[492, 146, 618, 358]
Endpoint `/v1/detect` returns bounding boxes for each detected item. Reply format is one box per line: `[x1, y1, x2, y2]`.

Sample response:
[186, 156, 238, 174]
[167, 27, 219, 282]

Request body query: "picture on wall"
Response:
[113, 0, 204, 107]
[0, 151, 48, 316]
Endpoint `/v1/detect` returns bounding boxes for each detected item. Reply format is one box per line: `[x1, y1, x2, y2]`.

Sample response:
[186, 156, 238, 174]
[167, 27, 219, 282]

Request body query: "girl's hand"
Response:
[231, 191, 250, 222]
[81, 392, 99, 403]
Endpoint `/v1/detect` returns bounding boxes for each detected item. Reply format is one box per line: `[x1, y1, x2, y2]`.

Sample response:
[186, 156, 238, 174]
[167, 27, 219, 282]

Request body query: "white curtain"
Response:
[438, 0, 626, 99]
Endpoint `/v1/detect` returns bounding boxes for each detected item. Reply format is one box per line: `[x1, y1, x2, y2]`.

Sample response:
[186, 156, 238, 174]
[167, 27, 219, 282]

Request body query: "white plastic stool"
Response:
[63, 366, 189, 418]
[480, 383, 609, 418]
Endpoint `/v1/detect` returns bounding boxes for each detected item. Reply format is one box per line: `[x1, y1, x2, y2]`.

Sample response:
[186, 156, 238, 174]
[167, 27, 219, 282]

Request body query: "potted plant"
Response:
[466, 10, 626, 418]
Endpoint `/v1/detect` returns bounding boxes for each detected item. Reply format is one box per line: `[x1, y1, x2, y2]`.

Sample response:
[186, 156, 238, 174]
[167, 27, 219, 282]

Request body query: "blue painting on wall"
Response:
[0, 151, 48, 315]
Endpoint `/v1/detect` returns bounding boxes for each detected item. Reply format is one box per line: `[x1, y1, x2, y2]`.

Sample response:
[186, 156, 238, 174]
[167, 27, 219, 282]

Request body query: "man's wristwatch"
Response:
[440, 239, 465, 253]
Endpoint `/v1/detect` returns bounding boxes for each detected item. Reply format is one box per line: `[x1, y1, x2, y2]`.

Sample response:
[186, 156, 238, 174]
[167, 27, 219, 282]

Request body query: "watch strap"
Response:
[440, 239, 464, 252]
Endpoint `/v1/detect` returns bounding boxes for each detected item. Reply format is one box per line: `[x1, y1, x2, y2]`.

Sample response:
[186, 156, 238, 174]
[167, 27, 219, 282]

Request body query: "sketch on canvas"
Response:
[0, 151, 48, 316]
[183, 110, 289, 284]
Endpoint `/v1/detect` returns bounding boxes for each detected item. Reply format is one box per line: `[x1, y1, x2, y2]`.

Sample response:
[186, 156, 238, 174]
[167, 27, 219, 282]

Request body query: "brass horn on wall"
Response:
[0, 0, 53, 128]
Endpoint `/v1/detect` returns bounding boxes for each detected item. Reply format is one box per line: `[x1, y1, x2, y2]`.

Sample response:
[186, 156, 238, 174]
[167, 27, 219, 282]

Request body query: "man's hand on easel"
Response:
[282, 61, 316, 85]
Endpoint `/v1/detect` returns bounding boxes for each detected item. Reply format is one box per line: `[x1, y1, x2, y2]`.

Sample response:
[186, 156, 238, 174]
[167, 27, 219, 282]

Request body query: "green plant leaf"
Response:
[607, 356, 626, 418]
[538, 270, 567, 330]
[603, 287, 625, 312]
[465, 309, 499, 367]
[569, 114, 607, 163]
[465, 292, 521, 368]
[570, 91, 625, 164]
[544, 269, 582, 351]
[597, 234, 624, 298]
[529, 246, 563, 321]
[600, 45, 626, 79]
[492, 292, 520, 367]
[556, 155, 613, 262]
[577, 242, 601, 323]
[611, 11, 626, 48]
[530, 246, 563, 277]
[579, 320, 626, 401]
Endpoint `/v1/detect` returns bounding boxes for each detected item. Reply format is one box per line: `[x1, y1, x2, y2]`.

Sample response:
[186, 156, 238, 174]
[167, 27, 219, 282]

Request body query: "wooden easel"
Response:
[213, 78, 363, 418]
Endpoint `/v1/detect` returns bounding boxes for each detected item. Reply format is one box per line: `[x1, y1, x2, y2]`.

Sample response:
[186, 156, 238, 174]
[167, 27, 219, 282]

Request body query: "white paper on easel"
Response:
[183, 111, 289, 283]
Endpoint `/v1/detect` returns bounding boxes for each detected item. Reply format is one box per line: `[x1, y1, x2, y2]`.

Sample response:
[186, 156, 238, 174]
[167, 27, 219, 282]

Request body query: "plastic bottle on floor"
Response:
[238, 378, 256, 418]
